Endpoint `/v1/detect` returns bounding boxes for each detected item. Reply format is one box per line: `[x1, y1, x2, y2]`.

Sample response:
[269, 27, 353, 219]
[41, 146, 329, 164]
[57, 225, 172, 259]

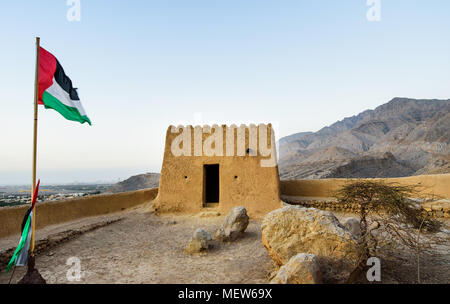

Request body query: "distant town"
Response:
[0, 184, 113, 207]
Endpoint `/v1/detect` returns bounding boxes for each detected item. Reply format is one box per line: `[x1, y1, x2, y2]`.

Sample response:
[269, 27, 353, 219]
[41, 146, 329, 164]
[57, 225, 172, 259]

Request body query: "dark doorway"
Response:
[204, 164, 219, 205]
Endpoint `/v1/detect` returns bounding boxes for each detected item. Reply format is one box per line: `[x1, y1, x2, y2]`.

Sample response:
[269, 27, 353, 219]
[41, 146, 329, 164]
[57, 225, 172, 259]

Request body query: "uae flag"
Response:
[39, 47, 91, 125]
[6, 180, 40, 273]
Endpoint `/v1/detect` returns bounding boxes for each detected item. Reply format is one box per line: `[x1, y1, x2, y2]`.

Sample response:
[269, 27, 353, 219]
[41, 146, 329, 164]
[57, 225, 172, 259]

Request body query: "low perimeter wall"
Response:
[1, 174, 448, 239]
[280, 196, 450, 218]
[280, 174, 450, 198]
[0, 188, 158, 238]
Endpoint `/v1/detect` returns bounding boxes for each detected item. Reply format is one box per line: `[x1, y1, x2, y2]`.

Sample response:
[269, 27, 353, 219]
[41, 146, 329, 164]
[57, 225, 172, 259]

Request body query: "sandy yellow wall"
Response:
[280, 174, 450, 198]
[0, 188, 158, 238]
[155, 124, 282, 218]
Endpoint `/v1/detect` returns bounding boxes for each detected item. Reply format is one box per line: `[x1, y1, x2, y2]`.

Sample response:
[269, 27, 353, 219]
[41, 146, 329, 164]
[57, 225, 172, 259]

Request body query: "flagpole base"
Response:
[18, 255, 46, 284]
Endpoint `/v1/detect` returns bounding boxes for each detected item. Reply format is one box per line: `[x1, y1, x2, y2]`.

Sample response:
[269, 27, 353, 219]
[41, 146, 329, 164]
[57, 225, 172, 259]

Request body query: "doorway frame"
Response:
[203, 164, 220, 207]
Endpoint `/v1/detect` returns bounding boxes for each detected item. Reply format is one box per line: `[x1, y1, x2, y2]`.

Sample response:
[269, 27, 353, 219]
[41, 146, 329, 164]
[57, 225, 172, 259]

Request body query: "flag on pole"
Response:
[38, 47, 91, 125]
[6, 180, 40, 273]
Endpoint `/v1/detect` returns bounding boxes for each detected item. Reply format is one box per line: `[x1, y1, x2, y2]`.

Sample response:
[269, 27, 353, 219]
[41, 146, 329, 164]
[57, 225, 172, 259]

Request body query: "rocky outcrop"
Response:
[327, 152, 415, 178]
[215, 207, 249, 242]
[270, 253, 322, 284]
[184, 228, 212, 254]
[261, 206, 364, 283]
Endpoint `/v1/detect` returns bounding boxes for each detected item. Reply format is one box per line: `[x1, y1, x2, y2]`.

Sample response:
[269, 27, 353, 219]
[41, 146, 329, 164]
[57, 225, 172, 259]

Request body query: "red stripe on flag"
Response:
[38, 47, 57, 105]
[31, 179, 40, 209]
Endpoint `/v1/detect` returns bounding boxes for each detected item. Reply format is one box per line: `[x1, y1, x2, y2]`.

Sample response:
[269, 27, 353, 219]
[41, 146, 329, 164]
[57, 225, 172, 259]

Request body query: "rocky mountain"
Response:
[279, 98, 450, 179]
[108, 173, 160, 193]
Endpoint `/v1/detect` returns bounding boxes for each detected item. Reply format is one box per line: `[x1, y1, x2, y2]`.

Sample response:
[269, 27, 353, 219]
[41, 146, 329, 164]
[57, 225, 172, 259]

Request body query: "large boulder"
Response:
[215, 206, 249, 242]
[261, 206, 364, 283]
[184, 228, 212, 254]
[271, 253, 322, 284]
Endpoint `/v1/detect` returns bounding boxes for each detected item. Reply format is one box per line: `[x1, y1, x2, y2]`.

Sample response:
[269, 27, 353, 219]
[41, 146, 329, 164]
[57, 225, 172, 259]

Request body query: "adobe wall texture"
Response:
[0, 188, 158, 238]
[153, 124, 282, 218]
[280, 174, 450, 198]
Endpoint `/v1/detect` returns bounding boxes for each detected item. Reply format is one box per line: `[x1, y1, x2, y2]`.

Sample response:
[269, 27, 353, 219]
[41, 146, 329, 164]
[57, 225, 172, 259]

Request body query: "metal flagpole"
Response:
[30, 37, 40, 257]
[16, 37, 46, 283]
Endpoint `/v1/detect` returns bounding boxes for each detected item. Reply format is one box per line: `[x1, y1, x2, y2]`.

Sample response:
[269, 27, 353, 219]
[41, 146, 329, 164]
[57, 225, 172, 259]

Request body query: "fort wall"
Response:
[153, 124, 282, 217]
[280, 174, 450, 198]
[0, 188, 158, 238]
[1, 174, 448, 238]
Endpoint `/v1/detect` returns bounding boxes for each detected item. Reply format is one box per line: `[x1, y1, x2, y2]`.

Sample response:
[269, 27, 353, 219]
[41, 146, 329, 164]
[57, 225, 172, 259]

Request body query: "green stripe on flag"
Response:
[42, 91, 92, 125]
[6, 214, 32, 273]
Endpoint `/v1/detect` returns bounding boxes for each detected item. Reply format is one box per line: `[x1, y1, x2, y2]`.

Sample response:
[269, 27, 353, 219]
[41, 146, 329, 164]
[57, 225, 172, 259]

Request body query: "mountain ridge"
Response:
[108, 173, 160, 193]
[279, 98, 450, 179]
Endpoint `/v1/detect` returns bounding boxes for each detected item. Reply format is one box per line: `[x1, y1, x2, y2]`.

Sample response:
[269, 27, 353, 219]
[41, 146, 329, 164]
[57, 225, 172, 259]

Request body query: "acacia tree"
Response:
[335, 181, 441, 283]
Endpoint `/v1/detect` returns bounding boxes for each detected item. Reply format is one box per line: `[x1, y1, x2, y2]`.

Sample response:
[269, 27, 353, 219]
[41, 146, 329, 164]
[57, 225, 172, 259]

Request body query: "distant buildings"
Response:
[0, 184, 111, 207]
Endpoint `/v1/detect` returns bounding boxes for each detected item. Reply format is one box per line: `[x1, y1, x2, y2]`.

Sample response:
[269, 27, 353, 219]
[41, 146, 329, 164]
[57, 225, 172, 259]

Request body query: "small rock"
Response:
[271, 253, 322, 284]
[184, 228, 212, 254]
[198, 211, 221, 218]
[342, 217, 361, 238]
[215, 206, 249, 242]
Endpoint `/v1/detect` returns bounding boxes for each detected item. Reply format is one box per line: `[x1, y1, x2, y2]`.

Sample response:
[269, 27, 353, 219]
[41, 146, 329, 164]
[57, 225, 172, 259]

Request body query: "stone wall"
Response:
[422, 200, 450, 218]
[281, 196, 450, 218]
[280, 175, 450, 218]
[280, 174, 450, 198]
[281, 196, 360, 213]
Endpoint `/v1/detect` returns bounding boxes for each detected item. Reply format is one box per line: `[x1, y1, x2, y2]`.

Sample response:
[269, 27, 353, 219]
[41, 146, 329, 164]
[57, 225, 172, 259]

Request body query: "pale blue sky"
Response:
[0, 1, 449, 184]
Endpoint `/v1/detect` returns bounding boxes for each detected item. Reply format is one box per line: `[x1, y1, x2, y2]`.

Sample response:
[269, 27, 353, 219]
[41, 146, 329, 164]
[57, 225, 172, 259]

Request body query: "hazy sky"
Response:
[0, 1, 449, 184]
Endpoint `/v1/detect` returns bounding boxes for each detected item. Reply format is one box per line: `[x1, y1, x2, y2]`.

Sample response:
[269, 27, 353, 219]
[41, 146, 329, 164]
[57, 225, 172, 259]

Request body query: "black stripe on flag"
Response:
[54, 59, 80, 101]
[21, 206, 32, 232]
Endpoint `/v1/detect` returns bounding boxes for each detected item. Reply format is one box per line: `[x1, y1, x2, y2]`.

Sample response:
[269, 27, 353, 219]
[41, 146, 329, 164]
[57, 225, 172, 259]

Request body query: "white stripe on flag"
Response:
[46, 78, 88, 116]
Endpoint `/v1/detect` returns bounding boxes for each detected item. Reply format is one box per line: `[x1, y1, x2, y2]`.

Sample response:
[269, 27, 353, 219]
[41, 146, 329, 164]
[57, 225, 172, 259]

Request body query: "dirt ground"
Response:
[0, 203, 448, 284]
[0, 207, 274, 284]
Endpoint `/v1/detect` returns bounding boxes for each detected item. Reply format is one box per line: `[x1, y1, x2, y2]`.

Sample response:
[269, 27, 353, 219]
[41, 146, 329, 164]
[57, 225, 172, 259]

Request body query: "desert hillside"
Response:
[279, 98, 450, 179]
[109, 173, 160, 193]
